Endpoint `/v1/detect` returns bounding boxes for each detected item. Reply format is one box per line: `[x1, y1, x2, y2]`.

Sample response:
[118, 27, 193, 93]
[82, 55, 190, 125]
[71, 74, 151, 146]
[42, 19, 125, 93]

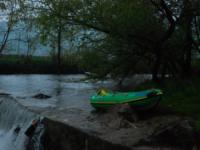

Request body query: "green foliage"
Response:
[62, 50, 81, 67]
[18, 0, 200, 78]
[63, 0, 165, 78]
[0, 2, 6, 10]
[79, 49, 111, 77]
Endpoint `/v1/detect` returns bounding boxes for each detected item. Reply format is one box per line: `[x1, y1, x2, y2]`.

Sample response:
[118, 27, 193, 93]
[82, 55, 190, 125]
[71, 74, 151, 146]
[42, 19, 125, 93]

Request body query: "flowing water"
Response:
[0, 74, 152, 150]
[0, 97, 39, 150]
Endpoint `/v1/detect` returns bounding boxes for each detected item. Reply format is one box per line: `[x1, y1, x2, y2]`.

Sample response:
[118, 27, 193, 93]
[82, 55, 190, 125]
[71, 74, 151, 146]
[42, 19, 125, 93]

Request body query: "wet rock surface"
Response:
[32, 93, 51, 99]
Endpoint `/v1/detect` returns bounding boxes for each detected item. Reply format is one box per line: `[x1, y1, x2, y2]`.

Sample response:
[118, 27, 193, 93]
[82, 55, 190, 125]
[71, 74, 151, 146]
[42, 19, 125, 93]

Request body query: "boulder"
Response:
[141, 118, 200, 149]
[92, 104, 138, 129]
[0, 92, 10, 96]
[32, 93, 51, 99]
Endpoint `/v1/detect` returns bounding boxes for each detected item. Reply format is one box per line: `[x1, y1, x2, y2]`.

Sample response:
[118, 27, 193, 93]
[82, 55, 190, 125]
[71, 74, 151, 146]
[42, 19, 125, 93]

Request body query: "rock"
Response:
[92, 104, 138, 129]
[0, 92, 10, 96]
[32, 93, 51, 99]
[142, 118, 199, 148]
[14, 125, 21, 134]
[118, 103, 133, 114]
[119, 119, 135, 128]
[117, 103, 138, 122]
[90, 105, 200, 149]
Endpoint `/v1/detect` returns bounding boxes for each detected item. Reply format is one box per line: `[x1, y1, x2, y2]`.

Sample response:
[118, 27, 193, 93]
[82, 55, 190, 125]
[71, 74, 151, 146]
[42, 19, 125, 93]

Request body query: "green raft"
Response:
[90, 89, 163, 110]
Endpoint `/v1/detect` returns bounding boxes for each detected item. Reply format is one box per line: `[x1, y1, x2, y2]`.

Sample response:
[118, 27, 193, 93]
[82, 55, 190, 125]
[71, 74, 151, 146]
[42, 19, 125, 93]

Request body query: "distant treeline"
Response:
[0, 55, 82, 74]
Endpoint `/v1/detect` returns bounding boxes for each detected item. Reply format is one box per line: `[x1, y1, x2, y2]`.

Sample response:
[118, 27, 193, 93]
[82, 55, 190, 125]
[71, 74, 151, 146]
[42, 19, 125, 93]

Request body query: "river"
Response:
[0, 74, 151, 110]
[0, 74, 94, 110]
[0, 74, 153, 150]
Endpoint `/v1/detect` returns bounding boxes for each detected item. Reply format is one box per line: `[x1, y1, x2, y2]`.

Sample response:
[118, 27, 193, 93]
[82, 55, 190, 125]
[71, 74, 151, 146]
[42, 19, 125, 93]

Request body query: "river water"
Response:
[0, 74, 152, 150]
[0, 74, 94, 109]
[0, 74, 151, 109]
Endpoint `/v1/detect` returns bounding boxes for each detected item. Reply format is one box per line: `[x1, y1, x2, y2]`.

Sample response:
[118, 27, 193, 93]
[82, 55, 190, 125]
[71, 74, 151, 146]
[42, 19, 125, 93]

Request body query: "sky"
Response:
[0, 12, 7, 22]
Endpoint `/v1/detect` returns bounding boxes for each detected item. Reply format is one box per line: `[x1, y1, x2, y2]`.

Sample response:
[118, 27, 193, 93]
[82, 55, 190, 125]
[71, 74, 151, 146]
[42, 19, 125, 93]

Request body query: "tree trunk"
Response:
[0, 21, 12, 55]
[0, 3, 15, 55]
[183, 17, 193, 77]
[161, 61, 167, 80]
[57, 18, 62, 68]
[152, 50, 161, 81]
[181, 0, 193, 78]
[151, 0, 176, 81]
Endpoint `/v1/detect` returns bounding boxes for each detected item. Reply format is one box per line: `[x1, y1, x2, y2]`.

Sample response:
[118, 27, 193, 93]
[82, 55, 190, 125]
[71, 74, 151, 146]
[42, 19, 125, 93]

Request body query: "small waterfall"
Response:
[0, 96, 43, 150]
[26, 119, 45, 150]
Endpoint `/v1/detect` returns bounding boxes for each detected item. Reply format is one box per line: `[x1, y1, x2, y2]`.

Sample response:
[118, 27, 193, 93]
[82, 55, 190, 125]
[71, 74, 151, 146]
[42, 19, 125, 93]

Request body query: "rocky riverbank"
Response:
[0, 95, 199, 150]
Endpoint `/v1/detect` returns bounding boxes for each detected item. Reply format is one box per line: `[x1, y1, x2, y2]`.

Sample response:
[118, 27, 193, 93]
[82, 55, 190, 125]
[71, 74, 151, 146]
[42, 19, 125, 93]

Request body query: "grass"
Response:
[135, 78, 200, 130]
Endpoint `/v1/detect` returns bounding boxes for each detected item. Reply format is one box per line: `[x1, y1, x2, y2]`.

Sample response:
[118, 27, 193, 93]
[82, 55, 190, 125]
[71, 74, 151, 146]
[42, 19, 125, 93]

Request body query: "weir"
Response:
[0, 96, 132, 150]
[0, 96, 39, 150]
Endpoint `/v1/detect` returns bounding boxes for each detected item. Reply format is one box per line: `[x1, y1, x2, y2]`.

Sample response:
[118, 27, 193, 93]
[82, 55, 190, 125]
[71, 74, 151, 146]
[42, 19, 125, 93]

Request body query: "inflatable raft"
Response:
[90, 89, 163, 110]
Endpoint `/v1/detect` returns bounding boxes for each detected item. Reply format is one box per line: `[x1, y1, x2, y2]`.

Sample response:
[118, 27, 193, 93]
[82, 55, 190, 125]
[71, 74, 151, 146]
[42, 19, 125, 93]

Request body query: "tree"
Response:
[36, 0, 67, 66]
[18, 0, 200, 80]
[0, 0, 19, 54]
[38, 0, 172, 80]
